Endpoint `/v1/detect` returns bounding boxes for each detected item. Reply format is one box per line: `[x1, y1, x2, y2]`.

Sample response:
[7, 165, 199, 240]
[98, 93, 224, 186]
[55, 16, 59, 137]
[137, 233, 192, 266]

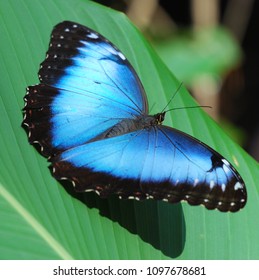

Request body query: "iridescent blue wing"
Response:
[23, 21, 147, 155]
[52, 123, 246, 212]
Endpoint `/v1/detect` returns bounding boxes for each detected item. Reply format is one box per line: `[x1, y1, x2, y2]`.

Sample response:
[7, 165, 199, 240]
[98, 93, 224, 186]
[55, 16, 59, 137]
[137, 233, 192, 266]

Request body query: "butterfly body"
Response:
[90, 113, 162, 141]
[22, 21, 247, 212]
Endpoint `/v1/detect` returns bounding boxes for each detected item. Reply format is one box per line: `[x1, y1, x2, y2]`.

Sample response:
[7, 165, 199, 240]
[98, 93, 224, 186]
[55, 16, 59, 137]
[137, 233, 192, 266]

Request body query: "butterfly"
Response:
[22, 21, 247, 212]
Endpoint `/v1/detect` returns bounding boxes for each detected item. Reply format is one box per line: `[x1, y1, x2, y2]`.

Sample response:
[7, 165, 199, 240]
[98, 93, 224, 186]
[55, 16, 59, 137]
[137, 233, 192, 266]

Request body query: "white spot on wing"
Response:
[221, 183, 226, 192]
[222, 159, 230, 166]
[95, 190, 100, 196]
[118, 51, 126, 60]
[234, 182, 243, 190]
[84, 189, 94, 193]
[194, 178, 199, 186]
[87, 32, 99, 39]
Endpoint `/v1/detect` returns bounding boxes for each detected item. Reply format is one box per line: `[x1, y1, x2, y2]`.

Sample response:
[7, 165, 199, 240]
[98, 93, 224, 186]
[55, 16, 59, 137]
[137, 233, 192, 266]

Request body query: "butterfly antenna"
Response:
[161, 82, 183, 113]
[162, 82, 212, 113]
[165, 105, 212, 113]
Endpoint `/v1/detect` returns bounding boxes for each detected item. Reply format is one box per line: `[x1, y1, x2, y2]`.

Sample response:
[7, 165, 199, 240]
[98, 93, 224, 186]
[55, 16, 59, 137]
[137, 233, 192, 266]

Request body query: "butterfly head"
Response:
[154, 112, 166, 125]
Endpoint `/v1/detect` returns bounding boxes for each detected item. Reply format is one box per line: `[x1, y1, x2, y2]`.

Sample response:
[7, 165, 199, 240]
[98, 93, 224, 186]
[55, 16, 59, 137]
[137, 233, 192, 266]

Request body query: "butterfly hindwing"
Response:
[52, 122, 246, 212]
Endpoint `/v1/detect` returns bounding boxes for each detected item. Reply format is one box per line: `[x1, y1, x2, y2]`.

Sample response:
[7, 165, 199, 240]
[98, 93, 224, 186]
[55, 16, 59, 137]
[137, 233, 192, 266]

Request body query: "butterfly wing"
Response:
[52, 123, 247, 212]
[23, 21, 148, 156]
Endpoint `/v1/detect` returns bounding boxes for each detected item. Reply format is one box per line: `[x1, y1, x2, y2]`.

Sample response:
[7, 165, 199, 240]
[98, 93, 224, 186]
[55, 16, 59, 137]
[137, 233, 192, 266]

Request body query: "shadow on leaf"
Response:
[63, 181, 186, 259]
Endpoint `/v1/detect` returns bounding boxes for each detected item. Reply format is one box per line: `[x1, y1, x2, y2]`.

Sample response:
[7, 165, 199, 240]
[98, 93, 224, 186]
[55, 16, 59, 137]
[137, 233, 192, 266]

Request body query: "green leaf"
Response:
[0, 0, 258, 260]
[152, 27, 242, 85]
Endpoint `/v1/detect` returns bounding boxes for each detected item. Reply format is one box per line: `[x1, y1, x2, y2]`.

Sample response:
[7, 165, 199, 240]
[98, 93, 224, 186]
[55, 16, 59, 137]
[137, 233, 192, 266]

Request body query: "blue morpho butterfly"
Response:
[22, 21, 247, 212]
